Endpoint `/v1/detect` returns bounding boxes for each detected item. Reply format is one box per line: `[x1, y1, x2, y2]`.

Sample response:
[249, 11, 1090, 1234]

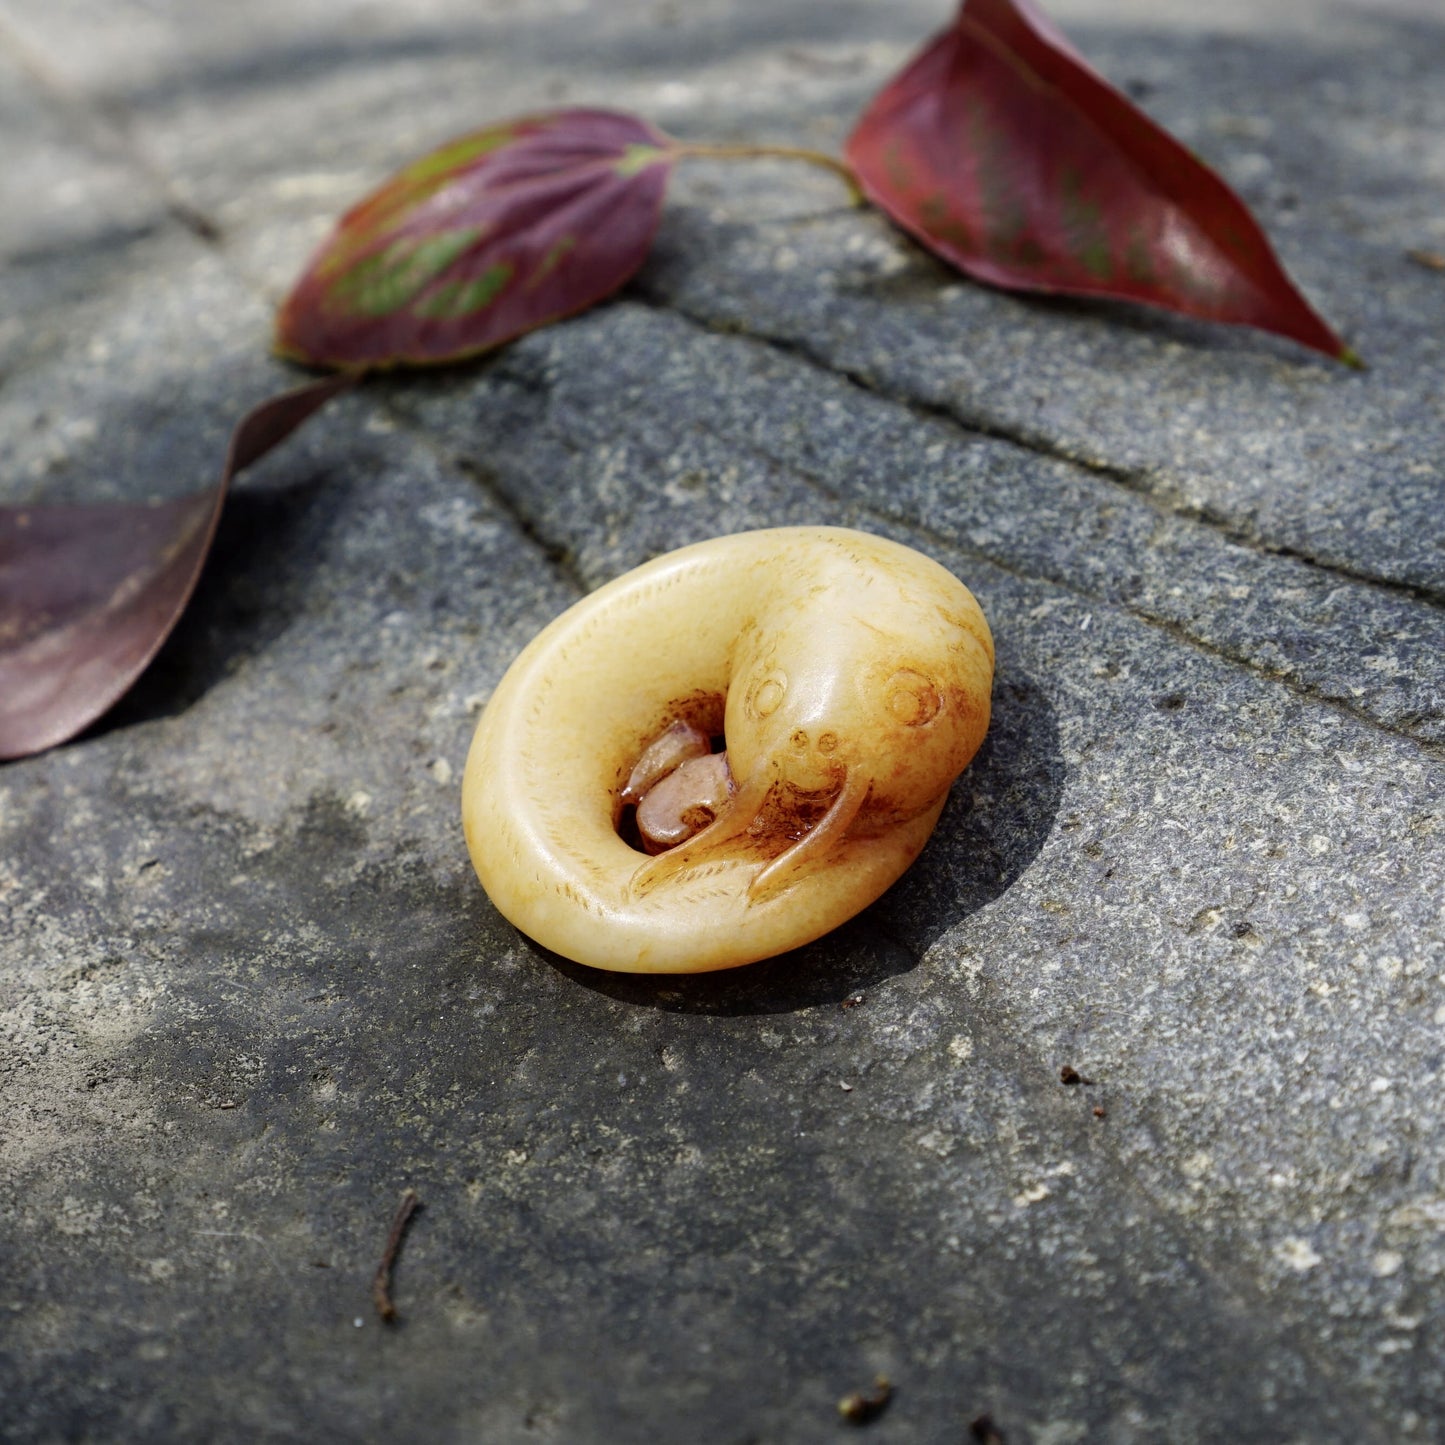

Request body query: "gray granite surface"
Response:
[2, 2, 1443, 1442]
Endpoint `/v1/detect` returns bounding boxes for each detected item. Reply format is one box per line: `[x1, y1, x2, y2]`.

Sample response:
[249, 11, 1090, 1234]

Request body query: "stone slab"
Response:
[2, 2, 1444, 1442]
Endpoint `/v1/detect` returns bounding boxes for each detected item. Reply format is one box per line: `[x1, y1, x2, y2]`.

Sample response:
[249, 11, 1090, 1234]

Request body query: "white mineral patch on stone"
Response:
[1276, 1238, 1323, 1272]
[916, 1129, 951, 1159]
[1032, 1419, 1087, 1445]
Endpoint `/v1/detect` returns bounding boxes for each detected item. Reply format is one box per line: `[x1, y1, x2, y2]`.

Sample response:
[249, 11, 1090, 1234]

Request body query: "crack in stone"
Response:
[635, 289, 1445, 613]
[1188, 502, 1445, 611]
[372, 394, 590, 599]
[449, 454, 590, 599]
[866, 503, 1444, 755]
[691, 415, 1444, 757]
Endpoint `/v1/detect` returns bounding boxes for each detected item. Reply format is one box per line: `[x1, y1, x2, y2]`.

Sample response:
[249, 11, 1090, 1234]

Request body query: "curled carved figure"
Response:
[462, 526, 994, 972]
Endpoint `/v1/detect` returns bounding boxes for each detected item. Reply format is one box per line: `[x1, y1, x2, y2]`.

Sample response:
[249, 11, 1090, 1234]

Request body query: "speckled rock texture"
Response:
[2, 2, 1442, 1442]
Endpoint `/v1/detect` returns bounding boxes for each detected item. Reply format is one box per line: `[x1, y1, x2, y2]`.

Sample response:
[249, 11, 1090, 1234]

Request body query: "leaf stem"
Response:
[671, 142, 865, 206]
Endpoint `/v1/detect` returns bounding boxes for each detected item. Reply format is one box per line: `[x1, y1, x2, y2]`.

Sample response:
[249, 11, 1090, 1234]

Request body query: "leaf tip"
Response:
[269, 326, 363, 377]
[1338, 344, 1368, 372]
[270, 316, 315, 367]
[269, 335, 310, 366]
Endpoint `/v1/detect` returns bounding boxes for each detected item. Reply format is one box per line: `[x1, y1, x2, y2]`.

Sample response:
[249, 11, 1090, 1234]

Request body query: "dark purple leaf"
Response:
[846, 0, 1355, 361]
[0, 374, 351, 761]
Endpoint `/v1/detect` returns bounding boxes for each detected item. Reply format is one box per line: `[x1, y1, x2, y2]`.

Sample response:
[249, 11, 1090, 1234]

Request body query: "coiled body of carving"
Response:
[462, 527, 994, 972]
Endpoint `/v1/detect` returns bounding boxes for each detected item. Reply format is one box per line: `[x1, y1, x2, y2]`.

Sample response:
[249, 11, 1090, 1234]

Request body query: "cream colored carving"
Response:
[462, 526, 994, 973]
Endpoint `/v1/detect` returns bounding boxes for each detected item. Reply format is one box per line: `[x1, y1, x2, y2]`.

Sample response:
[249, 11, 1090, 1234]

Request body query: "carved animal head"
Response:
[724, 552, 992, 821]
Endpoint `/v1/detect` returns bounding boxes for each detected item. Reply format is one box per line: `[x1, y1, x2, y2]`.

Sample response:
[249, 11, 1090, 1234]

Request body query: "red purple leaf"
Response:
[845, 0, 1354, 361]
[276, 109, 679, 369]
[0, 375, 351, 762]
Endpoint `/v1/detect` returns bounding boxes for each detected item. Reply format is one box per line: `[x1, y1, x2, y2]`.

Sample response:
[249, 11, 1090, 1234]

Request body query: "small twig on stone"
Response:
[1407, 248, 1445, 272]
[372, 1188, 421, 1323]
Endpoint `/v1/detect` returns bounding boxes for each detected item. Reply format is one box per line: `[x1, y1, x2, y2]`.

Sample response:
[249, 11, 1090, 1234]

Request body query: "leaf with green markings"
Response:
[276, 110, 679, 369]
[846, 0, 1355, 362]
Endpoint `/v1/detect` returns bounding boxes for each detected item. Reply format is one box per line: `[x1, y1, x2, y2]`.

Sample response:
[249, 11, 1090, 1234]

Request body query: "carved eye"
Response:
[884, 668, 942, 727]
[749, 670, 788, 719]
